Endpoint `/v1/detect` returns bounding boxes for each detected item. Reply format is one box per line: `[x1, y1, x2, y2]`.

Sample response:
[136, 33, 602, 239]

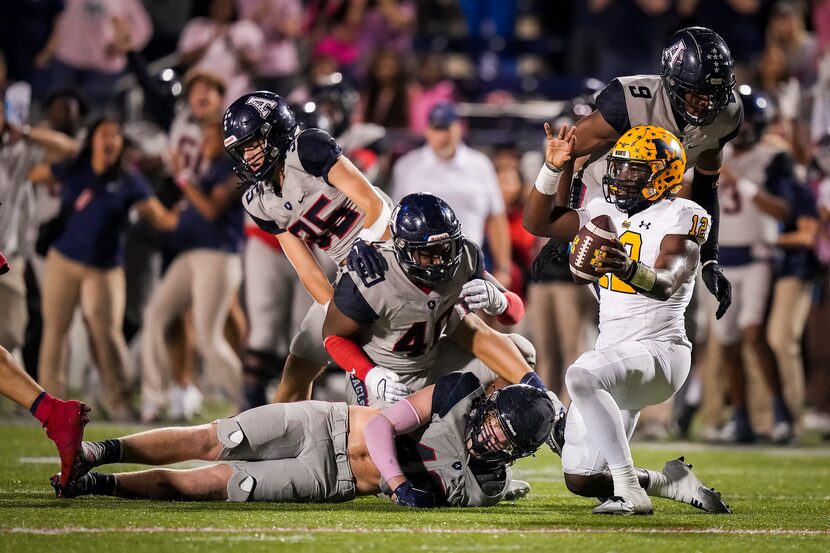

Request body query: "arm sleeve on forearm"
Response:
[324, 335, 375, 381]
[691, 170, 720, 264]
[365, 400, 423, 483]
[496, 291, 525, 325]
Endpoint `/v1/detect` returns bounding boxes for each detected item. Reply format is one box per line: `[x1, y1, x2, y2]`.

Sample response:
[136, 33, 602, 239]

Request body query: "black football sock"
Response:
[83, 439, 124, 467]
[85, 472, 117, 496]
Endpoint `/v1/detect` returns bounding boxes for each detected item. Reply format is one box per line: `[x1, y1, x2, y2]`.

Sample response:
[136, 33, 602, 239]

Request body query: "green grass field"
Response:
[0, 420, 828, 552]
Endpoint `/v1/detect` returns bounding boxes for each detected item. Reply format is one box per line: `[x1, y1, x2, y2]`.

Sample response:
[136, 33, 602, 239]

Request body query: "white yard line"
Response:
[3, 527, 829, 536]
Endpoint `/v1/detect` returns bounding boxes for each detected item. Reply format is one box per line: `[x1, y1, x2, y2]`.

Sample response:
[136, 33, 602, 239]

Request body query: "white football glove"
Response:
[546, 390, 567, 423]
[365, 366, 411, 404]
[460, 279, 507, 315]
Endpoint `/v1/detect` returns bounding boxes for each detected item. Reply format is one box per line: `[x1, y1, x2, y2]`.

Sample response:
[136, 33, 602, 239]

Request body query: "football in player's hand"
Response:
[568, 215, 618, 285]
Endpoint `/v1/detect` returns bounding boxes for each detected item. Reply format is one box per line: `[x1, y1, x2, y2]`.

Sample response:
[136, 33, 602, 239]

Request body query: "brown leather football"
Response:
[568, 215, 618, 285]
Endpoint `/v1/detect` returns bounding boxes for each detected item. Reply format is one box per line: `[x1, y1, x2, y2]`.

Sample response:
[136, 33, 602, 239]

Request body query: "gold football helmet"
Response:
[602, 125, 686, 212]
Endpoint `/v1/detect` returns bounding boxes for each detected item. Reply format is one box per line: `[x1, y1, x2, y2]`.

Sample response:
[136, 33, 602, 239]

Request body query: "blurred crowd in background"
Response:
[2, 0, 830, 444]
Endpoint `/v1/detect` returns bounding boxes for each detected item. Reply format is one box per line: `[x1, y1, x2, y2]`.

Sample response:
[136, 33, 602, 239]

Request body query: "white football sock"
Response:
[610, 465, 641, 497]
[645, 469, 670, 498]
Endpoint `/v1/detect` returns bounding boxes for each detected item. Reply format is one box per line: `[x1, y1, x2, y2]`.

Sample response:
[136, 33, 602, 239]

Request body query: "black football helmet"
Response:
[733, 85, 773, 148]
[311, 76, 359, 137]
[391, 193, 464, 286]
[222, 91, 296, 188]
[291, 101, 334, 135]
[661, 27, 736, 127]
[467, 384, 556, 465]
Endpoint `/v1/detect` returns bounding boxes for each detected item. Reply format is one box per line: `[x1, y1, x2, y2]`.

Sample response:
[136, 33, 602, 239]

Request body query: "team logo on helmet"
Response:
[663, 39, 687, 69]
[245, 96, 278, 118]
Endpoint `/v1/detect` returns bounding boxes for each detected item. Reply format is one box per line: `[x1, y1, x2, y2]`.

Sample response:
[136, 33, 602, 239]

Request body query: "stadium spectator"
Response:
[0, 0, 63, 98]
[236, 0, 304, 94]
[390, 102, 512, 287]
[711, 92, 796, 443]
[359, 49, 411, 129]
[41, 88, 88, 138]
[495, 164, 534, 299]
[356, 0, 417, 64]
[45, 0, 152, 112]
[140, 0, 195, 60]
[307, 0, 361, 77]
[0, 88, 79, 354]
[766, 1, 819, 88]
[0, 51, 6, 95]
[30, 116, 178, 421]
[177, 0, 263, 105]
[768, 177, 820, 424]
[408, 53, 455, 134]
[677, 0, 766, 69]
[140, 117, 245, 423]
[115, 7, 227, 340]
[815, 0, 830, 56]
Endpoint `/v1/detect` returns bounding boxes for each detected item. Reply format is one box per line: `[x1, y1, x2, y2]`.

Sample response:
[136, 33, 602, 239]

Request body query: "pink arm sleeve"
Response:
[365, 399, 423, 484]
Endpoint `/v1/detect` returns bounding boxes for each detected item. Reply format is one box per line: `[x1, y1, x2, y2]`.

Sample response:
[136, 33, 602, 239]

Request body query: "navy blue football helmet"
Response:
[734, 85, 773, 148]
[222, 91, 296, 188]
[467, 384, 555, 465]
[291, 101, 334, 135]
[661, 27, 736, 127]
[311, 77, 359, 137]
[391, 193, 464, 286]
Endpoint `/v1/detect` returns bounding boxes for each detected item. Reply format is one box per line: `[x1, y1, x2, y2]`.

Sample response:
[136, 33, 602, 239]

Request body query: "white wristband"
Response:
[358, 189, 392, 242]
[534, 163, 563, 195]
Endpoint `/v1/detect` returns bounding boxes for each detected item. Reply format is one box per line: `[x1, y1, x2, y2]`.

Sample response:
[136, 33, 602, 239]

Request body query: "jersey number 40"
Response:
[393, 307, 455, 357]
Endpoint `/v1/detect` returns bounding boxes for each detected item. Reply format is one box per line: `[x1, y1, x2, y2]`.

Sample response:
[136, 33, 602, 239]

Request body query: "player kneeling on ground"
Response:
[51, 373, 555, 507]
[524, 123, 731, 515]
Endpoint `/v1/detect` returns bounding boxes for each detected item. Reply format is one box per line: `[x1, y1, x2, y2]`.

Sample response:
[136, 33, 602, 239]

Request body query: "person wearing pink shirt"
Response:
[44, 0, 152, 111]
[236, 0, 303, 93]
[178, 0, 264, 106]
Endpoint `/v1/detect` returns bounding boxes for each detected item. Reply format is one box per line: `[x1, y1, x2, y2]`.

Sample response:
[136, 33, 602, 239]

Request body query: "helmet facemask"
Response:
[226, 123, 288, 190]
[394, 232, 463, 287]
[664, 75, 735, 127]
[603, 158, 659, 213]
[466, 395, 521, 465]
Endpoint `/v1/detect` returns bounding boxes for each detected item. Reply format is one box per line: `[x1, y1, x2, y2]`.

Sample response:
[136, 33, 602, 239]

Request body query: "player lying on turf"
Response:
[0, 343, 89, 489]
[523, 123, 730, 515]
[52, 373, 555, 507]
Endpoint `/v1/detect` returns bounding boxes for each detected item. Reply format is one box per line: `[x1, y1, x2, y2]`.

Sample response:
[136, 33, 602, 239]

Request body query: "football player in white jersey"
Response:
[552, 27, 742, 321]
[713, 87, 796, 443]
[524, 123, 730, 515]
[223, 91, 393, 403]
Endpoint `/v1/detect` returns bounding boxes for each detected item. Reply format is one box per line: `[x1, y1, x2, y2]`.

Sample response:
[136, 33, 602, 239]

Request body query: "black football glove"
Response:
[393, 480, 436, 508]
[347, 238, 388, 280]
[702, 262, 732, 320]
[531, 239, 570, 282]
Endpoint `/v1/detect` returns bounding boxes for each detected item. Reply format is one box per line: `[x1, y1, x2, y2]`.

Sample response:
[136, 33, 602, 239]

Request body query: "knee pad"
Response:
[227, 467, 256, 502]
[216, 419, 247, 450]
[507, 333, 536, 369]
